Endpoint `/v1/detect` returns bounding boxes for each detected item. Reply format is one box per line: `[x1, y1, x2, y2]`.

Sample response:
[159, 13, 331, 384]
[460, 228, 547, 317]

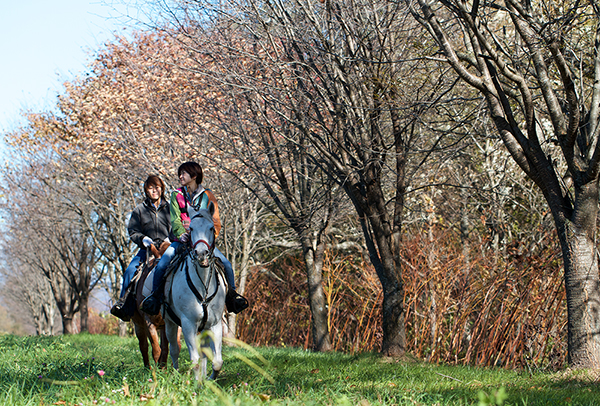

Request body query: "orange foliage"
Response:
[10, 28, 277, 188]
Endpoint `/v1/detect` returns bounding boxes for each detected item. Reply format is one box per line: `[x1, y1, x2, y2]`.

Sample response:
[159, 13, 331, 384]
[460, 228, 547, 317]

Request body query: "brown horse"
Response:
[130, 242, 180, 368]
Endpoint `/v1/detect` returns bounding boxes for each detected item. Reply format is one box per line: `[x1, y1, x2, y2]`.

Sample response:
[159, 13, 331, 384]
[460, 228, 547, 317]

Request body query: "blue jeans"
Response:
[151, 242, 235, 292]
[121, 249, 146, 297]
[215, 247, 235, 289]
[151, 242, 179, 292]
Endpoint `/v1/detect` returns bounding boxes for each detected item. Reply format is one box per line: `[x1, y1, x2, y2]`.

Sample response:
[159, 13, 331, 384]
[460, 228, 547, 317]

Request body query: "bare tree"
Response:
[211, 174, 272, 338]
[203, 92, 344, 351]
[168, 0, 465, 356]
[0, 147, 105, 334]
[0, 231, 57, 335]
[408, 0, 600, 367]
[26, 194, 103, 334]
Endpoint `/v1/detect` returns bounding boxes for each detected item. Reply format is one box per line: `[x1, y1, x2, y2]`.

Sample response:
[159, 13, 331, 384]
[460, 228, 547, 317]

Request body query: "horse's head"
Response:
[188, 202, 216, 267]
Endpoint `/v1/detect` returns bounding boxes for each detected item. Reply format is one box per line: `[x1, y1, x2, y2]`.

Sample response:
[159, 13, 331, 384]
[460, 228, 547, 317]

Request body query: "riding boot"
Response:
[225, 288, 249, 314]
[110, 288, 132, 322]
[140, 288, 164, 316]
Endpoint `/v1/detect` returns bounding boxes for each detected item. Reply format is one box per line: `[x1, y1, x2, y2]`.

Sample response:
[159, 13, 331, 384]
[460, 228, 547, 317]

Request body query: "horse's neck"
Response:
[183, 257, 216, 292]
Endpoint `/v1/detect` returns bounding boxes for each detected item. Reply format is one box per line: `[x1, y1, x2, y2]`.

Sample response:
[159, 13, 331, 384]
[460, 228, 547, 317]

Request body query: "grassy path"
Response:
[0, 333, 598, 405]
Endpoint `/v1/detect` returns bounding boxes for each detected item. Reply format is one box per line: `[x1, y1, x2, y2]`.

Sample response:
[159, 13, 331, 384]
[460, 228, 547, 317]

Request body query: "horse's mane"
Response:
[190, 208, 213, 222]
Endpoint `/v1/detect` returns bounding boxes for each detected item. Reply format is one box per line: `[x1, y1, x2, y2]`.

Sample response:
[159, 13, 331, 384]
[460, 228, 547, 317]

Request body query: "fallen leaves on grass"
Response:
[139, 394, 155, 401]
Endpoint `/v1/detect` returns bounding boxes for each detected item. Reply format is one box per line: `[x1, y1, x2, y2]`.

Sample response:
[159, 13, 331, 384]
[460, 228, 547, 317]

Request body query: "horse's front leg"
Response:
[208, 322, 223, 381]
[181, 320, 202, 382]
[199, 332, 209, 380]
[165, 319, 180, 371]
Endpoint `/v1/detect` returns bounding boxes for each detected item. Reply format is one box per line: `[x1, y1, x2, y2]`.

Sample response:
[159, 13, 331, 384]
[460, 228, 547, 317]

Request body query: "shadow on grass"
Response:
[217, 346, 600, 405]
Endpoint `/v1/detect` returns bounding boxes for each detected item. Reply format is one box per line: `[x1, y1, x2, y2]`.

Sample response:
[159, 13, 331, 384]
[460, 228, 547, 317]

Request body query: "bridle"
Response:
[192, 237, 214, 252]
[189, 211, 215, 258]
[165, 210, 220, 331]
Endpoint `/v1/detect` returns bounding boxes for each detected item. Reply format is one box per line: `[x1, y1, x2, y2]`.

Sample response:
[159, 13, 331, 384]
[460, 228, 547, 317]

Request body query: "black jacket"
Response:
[128, 198, 171, 250]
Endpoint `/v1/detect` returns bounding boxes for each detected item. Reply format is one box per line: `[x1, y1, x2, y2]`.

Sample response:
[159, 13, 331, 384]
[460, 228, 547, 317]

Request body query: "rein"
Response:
[165, 251, 220, 332]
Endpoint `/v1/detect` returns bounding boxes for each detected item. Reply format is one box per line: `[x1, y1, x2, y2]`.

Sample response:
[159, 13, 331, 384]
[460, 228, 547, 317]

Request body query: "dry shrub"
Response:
[237, 227, 566, 369]
[402, 228, 566, 369]
[88, 309, 120, 335]
[237, 256, 313, 348]
[321, 252, 383, 352]
[236, 252, 384, 352]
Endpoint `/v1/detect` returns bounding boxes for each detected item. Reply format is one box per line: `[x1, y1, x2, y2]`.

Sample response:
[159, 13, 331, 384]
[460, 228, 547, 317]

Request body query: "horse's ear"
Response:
[208, 201, 215, 216]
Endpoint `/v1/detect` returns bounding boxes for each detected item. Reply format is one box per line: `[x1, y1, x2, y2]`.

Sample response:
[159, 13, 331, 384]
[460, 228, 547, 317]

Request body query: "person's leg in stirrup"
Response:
[140, 243, 178, 315]
[215, 247, 248, 313]
[111, 250, 146, 321]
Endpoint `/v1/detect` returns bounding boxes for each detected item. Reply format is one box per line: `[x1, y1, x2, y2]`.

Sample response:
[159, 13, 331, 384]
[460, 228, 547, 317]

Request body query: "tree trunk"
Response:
[301, 236, 333, 352]
[45, 303, 55, 335]
[79, 293, 89, 333]
[62, 315, 77, 334]
[356, 206, 406, 357]
[225, 233, 252, 341]
[555, 182, 600, 367]
[224, 314, 237, 341]
[356, 164, 407, 357]
[51, 278, 79, 335]
[381, 279, 406, 357]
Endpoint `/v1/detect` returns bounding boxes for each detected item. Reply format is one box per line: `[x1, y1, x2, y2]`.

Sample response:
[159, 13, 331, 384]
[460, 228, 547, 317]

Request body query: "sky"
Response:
[0, 1, 142, 133]
[0, 1, 146, 315]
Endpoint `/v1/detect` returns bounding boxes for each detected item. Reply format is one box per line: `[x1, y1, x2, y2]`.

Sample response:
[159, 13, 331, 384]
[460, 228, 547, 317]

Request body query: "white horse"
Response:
[163, 202, 227, 382]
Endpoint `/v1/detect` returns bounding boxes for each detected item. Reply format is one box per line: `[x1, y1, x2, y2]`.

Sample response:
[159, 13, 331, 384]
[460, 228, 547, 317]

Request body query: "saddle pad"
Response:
[142, 268, 155, 298]
[164, 269, 175, 295]
[142, 264, 177, 298]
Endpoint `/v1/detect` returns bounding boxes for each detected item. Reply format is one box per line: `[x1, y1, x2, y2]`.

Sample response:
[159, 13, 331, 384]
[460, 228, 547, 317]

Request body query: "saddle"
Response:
[120, 241, 171, 319]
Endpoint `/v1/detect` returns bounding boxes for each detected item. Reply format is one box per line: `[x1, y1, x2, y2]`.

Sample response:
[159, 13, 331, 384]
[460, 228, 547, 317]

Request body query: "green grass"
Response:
[0, 333, 598, 405]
